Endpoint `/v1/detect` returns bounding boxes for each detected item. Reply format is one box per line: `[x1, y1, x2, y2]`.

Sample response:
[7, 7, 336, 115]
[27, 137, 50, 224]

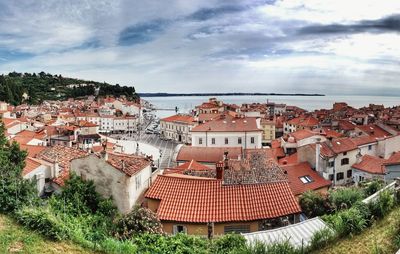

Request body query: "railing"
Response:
[362, 181, 396, 204]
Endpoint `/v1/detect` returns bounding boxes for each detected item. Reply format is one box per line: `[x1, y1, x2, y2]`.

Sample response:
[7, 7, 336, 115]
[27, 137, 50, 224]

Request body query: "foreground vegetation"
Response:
[0, 71, 138, 105]
[315, 206, 400, 254]
[0, 214, 94, 254]
[0, 119, 399, 253]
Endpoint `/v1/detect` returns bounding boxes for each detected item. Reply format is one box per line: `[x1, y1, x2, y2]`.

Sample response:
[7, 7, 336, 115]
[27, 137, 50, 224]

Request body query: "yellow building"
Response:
[261, 118, 276, 145]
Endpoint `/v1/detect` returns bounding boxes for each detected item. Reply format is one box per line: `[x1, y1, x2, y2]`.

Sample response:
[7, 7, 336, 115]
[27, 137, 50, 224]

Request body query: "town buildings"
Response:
[160, 114, 196, 143]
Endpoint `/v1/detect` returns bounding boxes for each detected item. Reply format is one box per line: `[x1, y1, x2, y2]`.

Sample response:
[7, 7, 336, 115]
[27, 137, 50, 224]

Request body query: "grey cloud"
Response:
[298, 14, 400, 35]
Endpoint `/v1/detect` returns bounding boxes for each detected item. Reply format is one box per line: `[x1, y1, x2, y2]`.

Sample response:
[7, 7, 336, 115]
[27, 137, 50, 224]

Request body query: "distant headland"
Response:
[138, 92, 325, 97]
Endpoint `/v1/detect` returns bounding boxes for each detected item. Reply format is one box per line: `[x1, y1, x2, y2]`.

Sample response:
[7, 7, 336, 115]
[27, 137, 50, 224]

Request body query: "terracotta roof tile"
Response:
[161, 114, 195, 124]
[352, 155, 386, 175]
[107, 152, 151, 176]
[177, 146, 243, 163]
[145, 175, 301, 223]
[281, 162, 331, 196]
[22, 157, 42, 176]
[192, 115, 261, 132]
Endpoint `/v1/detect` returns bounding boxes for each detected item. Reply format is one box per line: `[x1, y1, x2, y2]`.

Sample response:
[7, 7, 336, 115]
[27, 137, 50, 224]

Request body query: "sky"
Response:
[0, 0, 399, 95]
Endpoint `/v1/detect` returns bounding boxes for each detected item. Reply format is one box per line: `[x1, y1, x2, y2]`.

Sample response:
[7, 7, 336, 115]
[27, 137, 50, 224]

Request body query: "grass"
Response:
[315, 206, 400, 254]
[0, 214, 96, 254]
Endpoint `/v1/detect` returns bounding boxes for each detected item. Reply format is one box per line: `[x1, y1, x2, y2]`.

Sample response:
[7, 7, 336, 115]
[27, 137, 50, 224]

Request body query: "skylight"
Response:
[299, 175, 313, 184]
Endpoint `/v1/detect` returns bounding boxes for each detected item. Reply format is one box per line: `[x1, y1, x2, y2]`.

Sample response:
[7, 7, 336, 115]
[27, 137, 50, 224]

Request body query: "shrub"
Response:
[114, 206, 163, 240]
[329, 187, 364, 211]
[15, 207, 70, 240]
[210, 233, 247, 254]
[132, 233, 209, 254]
[323, 206, 367, 237]
[299, 191, 331, 218]
[363, 180, 383, 196]
[308, 227, 336, 251]
[368, 189, 395, 219]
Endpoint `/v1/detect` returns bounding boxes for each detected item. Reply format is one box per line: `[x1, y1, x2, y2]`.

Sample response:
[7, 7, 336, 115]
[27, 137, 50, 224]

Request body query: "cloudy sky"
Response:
[0, 0, 399, 95]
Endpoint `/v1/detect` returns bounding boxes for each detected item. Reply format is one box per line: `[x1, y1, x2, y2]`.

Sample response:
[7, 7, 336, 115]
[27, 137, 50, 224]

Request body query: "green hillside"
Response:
[0, 72, 138, 105]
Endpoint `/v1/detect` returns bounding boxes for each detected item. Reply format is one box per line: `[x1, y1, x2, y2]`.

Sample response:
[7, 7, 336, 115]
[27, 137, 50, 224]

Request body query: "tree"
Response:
[299, 191, 331, 218]
[0, 120, 38, 212]
[114, 206, 163, 239]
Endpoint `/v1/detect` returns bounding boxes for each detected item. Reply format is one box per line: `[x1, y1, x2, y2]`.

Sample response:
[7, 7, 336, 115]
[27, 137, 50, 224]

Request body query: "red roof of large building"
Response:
[281, 162, 331, 196]
[191, 115, 261, 132]
[145, 175, 301, 223]
[161, 114, 195, 124]
[176, 146, 243, 163]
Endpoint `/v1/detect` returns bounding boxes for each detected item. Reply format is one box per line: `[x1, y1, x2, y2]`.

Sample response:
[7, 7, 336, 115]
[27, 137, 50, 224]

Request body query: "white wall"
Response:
[191, 131, 262, 149]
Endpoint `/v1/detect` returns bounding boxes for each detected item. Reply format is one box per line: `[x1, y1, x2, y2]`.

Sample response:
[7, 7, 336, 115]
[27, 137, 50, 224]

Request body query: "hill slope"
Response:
[0, 214, 96, 254]
[0, 72, 138, 105]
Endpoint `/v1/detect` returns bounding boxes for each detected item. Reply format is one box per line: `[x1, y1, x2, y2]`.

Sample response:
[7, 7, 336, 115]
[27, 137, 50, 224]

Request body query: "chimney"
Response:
[53, 155, 60, 178]
[216, 161, 224, 180]
[121, 159, 125, 171]
[223, 151, 229, 170]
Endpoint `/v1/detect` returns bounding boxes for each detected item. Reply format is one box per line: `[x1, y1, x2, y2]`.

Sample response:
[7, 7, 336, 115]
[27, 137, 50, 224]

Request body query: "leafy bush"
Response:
[132, 233, 209, 254]
[329, 187, 364, 211]
[308, 227, 336, 251]
[368, 189, 395, 219]
[114, 206, 163, 240]
[299, 191, 331, 218]
[363, 180, 384, 196]
[323, 206, 367, 237]
[210, 234, 247, 254]
[15, 207, 70, 240]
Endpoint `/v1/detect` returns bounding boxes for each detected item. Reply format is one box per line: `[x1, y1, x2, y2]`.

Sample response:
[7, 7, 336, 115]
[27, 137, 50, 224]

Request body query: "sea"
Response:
[144, 95, 400, 119]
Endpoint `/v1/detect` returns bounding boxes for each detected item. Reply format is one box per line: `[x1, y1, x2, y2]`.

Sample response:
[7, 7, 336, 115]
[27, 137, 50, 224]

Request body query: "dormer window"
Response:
[299, 175, 313, 184]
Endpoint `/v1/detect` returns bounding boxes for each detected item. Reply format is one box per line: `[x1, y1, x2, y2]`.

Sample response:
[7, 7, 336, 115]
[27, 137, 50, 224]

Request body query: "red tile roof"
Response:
[279, 153, 298, 165]
[191, 115, 261, 132]
[20, 145, 47, 157]
[290, 129, 322, 141]
[287, 116, 319, 127]
[320, 138, 358, 157]
[352, 155, 386, 175]
[106, 152, 151, 176]
[356, 124, 391, 139]
[281, 162, 331, 196]
[175, 160, 210, 171]
[22, 157, 42, 176]
[145, 175, 301, 223]
[176, 146, 243, 163]
[351, 135, 377, 146]
[161, 114, 195, 124]
[36, 145, 88, 185]
[386, 152, 400, 165]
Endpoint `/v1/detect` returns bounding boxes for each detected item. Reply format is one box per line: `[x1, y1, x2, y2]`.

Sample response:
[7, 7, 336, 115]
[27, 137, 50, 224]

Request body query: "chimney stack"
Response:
[216, 161, 224, 180]
[223, 151, 229, 170]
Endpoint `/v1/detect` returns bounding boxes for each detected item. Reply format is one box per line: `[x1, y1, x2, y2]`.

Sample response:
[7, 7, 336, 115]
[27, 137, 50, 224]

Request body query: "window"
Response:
[173, 225, 187, 234]
[341, 158, 349, 165]
[211, 138, 215, 145]
[199, 138, 203, 145]
[135, 175, 141, 190]
[343, 152, 347, 156]
[368, 145, 372, 150]
[238, 137, 242, 144]
[250, 137, 255, 144]
[328, 161, 335, 168]
[225, 138, 229, 145]
[337, 172, 344, 180]
[224, 225, 250, 234]
[329, 174, 334, 181]
[299, 175, 313, 184]
[347, 170, 352, 178]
